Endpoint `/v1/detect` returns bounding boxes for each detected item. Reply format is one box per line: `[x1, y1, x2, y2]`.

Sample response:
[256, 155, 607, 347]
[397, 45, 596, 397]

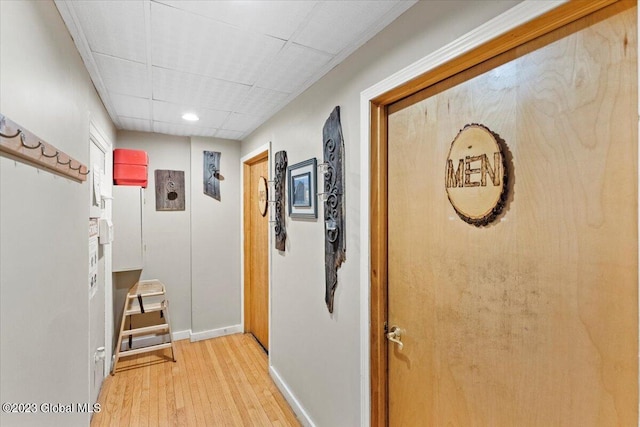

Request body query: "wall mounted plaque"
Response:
[155, 169, 185, 211]
[203, 151, 221, 201]
[445, 124, 507, 226]
[274, 151, 287, 251]
[323, 106, 346, 313]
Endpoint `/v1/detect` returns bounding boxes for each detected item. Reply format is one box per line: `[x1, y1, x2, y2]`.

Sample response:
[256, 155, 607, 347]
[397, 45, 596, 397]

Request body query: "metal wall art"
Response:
[287, 158, 318, 219]
[322, 106, 346, 313]
[155, 169, 185, 211]
[445, 123, 508, 226]
[274, 150, 287, 251]
[203, 151, 221, 201]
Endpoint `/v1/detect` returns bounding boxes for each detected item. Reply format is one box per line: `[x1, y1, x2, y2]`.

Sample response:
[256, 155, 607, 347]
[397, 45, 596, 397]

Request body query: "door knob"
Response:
[386, 325, 404, 350]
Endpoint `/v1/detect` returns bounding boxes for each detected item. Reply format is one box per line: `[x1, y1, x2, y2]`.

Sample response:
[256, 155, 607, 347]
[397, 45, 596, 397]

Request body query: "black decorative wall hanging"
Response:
[203, 151, 221, 201]
[323, 106, 346, 313]
[274, 150, 287, 251]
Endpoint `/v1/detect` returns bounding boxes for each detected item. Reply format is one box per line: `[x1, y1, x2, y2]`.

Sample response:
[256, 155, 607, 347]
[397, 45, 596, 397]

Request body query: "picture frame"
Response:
[287, 158, 317, 219]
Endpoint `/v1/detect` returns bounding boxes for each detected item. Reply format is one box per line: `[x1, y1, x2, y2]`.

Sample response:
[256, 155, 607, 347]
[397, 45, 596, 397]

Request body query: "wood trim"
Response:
[372, 0, 619, 107]
[245, 150, 268, 165]
[370, 102, 388, 427]
[243, 162, 252, 333]
[368, 1, 632, 425]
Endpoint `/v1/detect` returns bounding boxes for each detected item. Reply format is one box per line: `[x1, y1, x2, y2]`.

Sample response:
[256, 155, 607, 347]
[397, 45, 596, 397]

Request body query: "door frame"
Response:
[240, 144, 271, 351]
[360, 1, 630, 425]
[89, 120, 113, 379]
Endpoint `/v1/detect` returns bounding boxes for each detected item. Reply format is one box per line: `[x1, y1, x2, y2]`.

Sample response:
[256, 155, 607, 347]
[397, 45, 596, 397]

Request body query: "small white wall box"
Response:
[99, 219, 113, 244]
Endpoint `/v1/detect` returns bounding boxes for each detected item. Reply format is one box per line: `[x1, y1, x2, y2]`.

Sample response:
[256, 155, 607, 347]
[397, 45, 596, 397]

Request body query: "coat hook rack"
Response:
[0, 113, 89, 182]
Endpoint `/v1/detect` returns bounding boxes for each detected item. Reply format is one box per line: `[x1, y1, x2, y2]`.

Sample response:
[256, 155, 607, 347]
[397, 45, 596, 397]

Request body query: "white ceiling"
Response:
[55, 0, 416, 141]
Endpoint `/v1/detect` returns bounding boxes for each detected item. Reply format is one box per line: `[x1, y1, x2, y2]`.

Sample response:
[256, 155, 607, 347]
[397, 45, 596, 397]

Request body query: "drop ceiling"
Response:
[55, 0, 416, 141]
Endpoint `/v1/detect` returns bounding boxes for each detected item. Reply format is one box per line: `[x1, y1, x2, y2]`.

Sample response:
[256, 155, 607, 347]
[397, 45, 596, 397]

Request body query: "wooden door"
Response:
[244, 153, 270, 351]
[387, 4, 637, 426]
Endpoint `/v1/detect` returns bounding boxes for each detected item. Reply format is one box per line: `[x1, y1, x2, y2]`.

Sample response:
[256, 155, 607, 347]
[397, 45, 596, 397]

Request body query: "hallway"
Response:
[93, 334, 299, 426]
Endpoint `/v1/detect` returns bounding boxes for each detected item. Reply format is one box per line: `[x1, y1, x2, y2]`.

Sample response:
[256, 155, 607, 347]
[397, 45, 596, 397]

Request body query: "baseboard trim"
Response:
[190, 324, 243, 342]
[119, 329, 190, 351]
[118, 325, 242, 351]
[172, 330, 191, 341]
[269, 365, 315, 427]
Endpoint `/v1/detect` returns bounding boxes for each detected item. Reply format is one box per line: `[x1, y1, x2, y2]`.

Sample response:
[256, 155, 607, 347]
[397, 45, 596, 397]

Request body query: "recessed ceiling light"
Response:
[182, 113, 199, 122]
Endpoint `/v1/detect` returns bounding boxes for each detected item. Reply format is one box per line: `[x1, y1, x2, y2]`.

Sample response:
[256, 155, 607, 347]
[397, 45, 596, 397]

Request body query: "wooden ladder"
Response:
[112, 279, 176, 375]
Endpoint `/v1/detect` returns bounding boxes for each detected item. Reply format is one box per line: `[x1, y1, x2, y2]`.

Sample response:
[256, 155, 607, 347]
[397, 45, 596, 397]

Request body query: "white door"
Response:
[88, 125, 111, 406]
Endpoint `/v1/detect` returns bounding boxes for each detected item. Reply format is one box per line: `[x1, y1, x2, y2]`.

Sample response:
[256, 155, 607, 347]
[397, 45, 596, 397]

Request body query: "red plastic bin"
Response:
[114, 149, 148, 188]
[114, 148, 148, 165]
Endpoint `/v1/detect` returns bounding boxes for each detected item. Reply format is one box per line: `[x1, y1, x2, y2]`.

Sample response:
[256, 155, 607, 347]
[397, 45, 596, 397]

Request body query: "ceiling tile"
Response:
[256, 43, 333, 94]
[222, 113, 269, 133]
[152, 100, 229, 129]
[71, 1, 146, 63]
[154, 0, 317, 41]
[153, 121, 218, 137]
[118, 117, 152, 133]
[214, 129, 244, 141]
[94, 53, 150, 98]
[293, 1, 398, 55]
[235, 87, 290, 117]
[58, 0, 417, 139]
[109, 93, 151, 120]
[152, 67, 251, 112]
[151, 2, 285, 85]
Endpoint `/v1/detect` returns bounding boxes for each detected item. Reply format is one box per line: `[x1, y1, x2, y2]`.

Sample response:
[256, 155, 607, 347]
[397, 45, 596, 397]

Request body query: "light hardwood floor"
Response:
[92, 334, 300, 426]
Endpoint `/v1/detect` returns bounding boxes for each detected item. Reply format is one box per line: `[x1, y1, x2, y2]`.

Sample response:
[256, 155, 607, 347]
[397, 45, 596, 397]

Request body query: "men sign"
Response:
[445, 124, 507, 226]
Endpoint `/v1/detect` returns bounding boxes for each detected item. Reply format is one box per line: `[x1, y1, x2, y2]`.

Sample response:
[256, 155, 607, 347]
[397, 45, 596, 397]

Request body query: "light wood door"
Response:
[244, 153, 270, 351]
[387, 5, 637, 426]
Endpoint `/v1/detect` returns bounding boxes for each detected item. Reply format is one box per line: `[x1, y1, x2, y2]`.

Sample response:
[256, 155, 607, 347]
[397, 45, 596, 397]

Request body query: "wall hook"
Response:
[41, 145, 59, 158]
[56, 156, 72, 166]
[20, 134, 43, 150]
[0, 113, 89, 182]
[0, 128, 22, 139]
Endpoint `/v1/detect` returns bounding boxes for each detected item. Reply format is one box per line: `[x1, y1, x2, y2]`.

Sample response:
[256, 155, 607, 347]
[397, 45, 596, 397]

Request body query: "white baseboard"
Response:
[119, 329, 190, 351]
[172, 330, 191, 341]
[118, 325, 242, 351]
[190, 324, 243, 342]
[269, 365, 315, 427]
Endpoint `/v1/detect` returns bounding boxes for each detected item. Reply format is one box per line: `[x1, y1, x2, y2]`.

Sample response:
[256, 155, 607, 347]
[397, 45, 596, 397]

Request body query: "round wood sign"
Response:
[445, 124, 507, 226]
[258, 176, 268, 217]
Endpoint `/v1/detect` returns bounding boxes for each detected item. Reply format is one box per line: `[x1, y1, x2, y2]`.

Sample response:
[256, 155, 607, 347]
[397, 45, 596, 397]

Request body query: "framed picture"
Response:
[287, 158, 317, 219]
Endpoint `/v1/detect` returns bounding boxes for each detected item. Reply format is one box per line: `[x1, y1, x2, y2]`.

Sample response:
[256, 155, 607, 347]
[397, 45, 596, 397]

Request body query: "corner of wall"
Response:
[269, 366, 316, 427]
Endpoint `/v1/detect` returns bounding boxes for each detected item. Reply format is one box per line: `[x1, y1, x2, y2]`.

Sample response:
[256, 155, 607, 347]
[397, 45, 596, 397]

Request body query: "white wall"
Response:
[190, 137, 242, 335]
[0, 1, 116, 426]
[115, 131, 192, 333]
[241, 1, 521, 426]
[114, 132, 242, 339]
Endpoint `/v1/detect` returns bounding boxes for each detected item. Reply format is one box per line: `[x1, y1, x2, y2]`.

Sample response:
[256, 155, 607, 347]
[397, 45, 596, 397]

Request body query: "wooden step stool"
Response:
[112, 279, 176, 375]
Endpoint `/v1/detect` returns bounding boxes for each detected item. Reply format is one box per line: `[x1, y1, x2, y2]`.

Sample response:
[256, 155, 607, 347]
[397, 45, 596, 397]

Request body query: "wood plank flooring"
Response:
[92, 334, 300, 426]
